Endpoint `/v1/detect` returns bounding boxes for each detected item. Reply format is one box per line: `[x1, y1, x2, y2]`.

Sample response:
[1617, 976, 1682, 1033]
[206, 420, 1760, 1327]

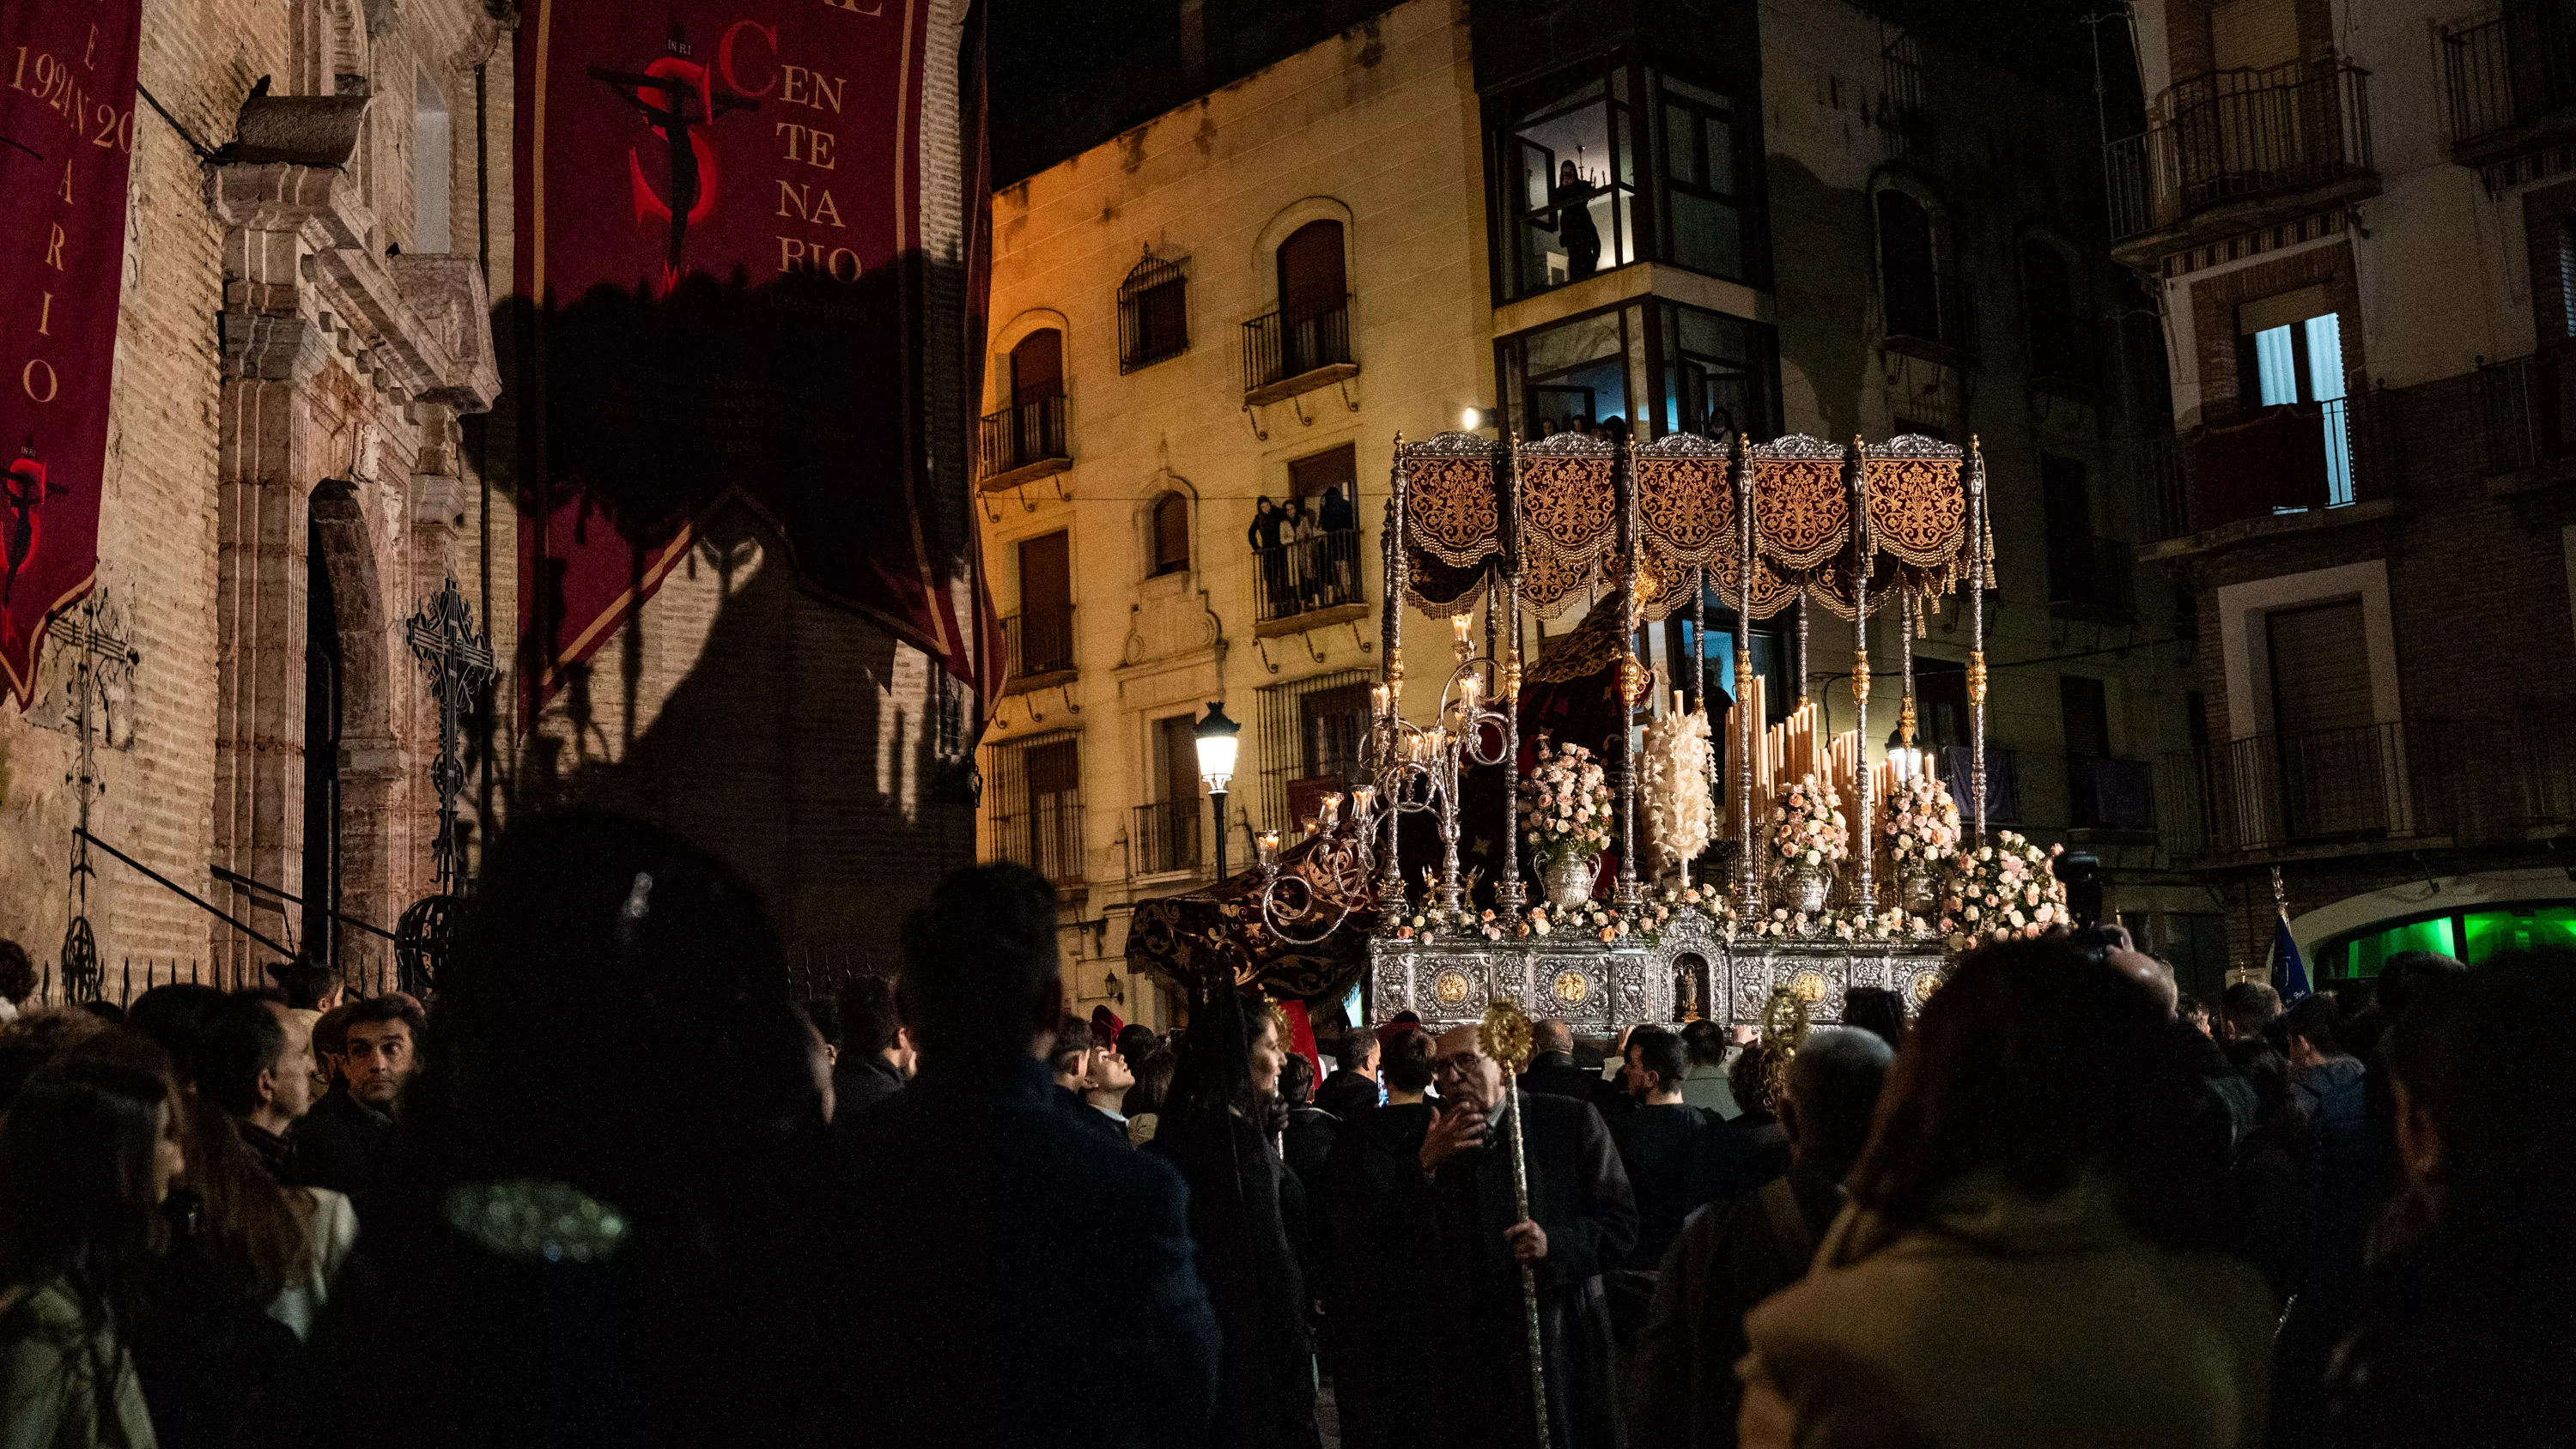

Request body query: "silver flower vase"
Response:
[1544, 853, 1601, 912]
[1897, 863, 1938, 917]
[1779, 860, 1834, 919]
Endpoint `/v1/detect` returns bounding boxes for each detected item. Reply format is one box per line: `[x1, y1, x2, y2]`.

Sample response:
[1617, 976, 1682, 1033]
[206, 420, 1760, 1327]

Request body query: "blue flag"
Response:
[2273, 913, 2312, 1003]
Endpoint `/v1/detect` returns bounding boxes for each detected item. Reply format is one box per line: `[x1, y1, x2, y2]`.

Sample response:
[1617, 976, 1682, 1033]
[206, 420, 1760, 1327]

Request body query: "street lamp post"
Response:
[1194, 700, 1242, 879]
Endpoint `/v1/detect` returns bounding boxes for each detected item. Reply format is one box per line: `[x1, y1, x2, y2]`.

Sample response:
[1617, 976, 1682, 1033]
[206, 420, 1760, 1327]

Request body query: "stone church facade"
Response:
[0, 0, 978, 993]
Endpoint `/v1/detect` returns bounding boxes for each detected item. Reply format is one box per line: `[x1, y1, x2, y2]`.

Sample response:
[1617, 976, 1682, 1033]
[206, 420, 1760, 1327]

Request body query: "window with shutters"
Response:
[1117, 252, 1188, 372]
[983, 330, 1071, 482]
[990, 735, 1084, 883]
[2264, 598, 2387, 840]
[1149, 493, 1190, 577]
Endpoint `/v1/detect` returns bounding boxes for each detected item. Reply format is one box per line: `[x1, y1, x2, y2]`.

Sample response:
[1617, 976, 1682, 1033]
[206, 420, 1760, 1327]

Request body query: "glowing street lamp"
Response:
[1194, 700, 1242, 877]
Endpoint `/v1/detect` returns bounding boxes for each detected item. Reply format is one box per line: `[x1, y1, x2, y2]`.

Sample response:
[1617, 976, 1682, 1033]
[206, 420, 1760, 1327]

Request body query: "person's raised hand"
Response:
[1418, 1100, 1487, 1176]
[1505, 1220, 1548, 1263]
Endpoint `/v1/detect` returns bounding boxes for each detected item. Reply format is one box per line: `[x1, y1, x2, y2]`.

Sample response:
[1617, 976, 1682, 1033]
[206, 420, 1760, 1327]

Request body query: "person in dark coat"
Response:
[1318, 1027, 1438, 1449]
[291, 994, 421, 1199]
[1249, 497, 1288, 616]
[2324, 953, 2576, 1449]
[294, 810, 847, 1449]
[829, 974, 911, 1130]
[1149, 991, 1320, 1449]
[1625, 1028, 1892, 1449]
[844, 863, 1218, 1449]
[1315, 1031, 1381, 1119]
[1520, 1019, 1625, 1120]
[1416, 1022, 1637, 1449]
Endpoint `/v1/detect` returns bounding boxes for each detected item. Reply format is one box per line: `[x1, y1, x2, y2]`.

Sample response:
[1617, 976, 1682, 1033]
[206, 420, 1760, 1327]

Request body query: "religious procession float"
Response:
[1127, 427, 2071, 1036]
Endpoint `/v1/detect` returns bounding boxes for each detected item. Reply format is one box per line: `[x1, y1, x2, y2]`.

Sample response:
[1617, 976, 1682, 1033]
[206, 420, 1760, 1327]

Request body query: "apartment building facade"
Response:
[981, 0, 2215, 1024]
[2117, 0, 2576, 979]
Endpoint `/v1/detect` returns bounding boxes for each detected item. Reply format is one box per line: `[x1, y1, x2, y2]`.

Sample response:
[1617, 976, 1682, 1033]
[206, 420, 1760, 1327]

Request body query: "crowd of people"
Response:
[0, 809, 2568, 1448]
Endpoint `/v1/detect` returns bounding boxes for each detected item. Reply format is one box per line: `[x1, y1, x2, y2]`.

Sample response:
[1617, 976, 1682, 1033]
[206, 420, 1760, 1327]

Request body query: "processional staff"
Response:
[1479, 998, 1547, 1449]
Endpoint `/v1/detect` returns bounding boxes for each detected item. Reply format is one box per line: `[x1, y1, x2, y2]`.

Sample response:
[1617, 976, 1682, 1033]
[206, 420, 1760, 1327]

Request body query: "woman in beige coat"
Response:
[1737, 938, 2275, 1449]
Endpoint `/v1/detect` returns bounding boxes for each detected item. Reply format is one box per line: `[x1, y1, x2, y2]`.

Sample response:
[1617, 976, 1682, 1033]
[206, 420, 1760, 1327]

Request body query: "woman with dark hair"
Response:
[296, 809, 841, 1449]
[1149, 990, 1319, 1449]
[0, 1045, 185, 1448]
[1737, 938, 2273, 1448]
[2324, 952, 2576, 1448]
[1838, 986, 1909, 1055]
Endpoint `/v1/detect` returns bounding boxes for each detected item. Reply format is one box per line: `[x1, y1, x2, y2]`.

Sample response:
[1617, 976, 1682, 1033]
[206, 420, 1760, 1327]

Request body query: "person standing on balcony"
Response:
[1249, 498, 1288, 618]
[1285, 498, 1321, 613]
[1547, 159, 1602, 282]
[1320, 486, 1356, 603]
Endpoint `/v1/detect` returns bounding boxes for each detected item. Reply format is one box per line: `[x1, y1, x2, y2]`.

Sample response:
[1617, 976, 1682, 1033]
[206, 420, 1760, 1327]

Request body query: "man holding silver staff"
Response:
[1386, 1022, 1635, 1449]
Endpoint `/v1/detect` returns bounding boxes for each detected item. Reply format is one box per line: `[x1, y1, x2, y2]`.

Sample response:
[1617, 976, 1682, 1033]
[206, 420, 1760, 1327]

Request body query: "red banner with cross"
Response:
[0, 1, 143, 707]
[514, 0, 975, 712]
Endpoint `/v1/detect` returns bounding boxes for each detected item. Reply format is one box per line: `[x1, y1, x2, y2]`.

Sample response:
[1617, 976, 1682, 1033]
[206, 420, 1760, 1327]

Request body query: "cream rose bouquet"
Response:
[1521, 741, 1613, 870]
[1939, 831, 2069, 947]
[1883, 773, 1961, 870]
[1768, 773, 1849, 873]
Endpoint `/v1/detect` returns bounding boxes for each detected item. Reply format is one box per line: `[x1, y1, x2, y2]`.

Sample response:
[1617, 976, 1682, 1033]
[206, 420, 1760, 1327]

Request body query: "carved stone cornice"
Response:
[222, 313, 335, 383]
[206, 92, 501, 415]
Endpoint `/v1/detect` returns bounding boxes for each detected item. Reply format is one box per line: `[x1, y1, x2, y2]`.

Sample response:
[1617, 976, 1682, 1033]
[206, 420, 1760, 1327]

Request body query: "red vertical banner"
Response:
[0, 2, 143, 706]
[516, 0, 970, 712]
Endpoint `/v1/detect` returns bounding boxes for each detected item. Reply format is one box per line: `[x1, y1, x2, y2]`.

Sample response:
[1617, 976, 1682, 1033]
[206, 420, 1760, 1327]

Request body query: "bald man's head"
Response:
[1532, 1019, 1573, 1057]
[2111, 949, 2179, 1022]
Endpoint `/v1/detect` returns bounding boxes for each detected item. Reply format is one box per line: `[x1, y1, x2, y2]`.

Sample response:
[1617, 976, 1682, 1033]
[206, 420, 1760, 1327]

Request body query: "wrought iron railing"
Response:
[2472, 352, 2576, 474]
[2168, 721, 2434, 857]
[2444, 4, 2576, 150]
[991, 792, 1085, 883]
[2514, 699, 2576, 825]
[1241, 297, 1353, 395]
[1001, 605, 1077, 685]
[1254, 527, 1364, 624]
[1886, 271, 1978, 355]
[1132, 799, 1202, 876]
[977, 394, 1070, 480]
[2106, 59, 2373, 241]
[2048, 535, 2136, 619]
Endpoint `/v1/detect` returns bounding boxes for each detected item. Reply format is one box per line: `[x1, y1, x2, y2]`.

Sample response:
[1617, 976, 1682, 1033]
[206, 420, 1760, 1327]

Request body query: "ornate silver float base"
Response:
[1368, 912, 1952, 1034]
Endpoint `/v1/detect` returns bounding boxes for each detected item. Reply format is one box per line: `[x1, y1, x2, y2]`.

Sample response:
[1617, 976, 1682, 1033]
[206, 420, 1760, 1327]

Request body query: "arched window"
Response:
[998, 329, 1066, 471]
[1150, 493, 1190, 576]
[1261, 221, 1351, 383]
[1876, 190, 1938, 339]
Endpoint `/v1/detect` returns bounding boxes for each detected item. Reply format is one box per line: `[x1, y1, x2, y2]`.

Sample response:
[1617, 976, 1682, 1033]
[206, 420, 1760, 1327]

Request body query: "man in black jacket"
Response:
[1625, 1027, 1892, 1449]
[841, 864, 1218, 1449]
[1315, 1030, 1381, 1118]
[830, 973, 912, 1131]
[294, 993, 421, 1198]
[1416, 1022, 1637, 1449]
[1519, 1018, 1625, 1120]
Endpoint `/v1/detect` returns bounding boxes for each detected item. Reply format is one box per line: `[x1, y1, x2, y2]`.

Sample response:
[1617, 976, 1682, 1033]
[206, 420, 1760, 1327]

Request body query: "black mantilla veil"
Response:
[1151, 981, 1321, 1449]
[296, 809, 842, 1449]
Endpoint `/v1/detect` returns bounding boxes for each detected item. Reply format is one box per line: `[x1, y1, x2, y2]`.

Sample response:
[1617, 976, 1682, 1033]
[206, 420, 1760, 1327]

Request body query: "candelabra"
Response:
[1371, 634, 1513, 926]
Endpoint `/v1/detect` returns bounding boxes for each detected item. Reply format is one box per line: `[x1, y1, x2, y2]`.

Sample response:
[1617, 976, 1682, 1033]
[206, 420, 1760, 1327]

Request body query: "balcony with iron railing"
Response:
[1000, 605, 1077, 694]
[2161, 721, 2438, 861]
[1241, 297, 1357, 404]
[977, 394, 1072, 494]
[2048, 536, 2137, 622]
[2473, 351, 2576, 478]
[1254, 528, 1366, 632]
[2445, 3, 2576, 167]
[1884, 271, 1978, 361]
[2135, 392, 2388, 548]
[991, 791, 1086, 884]
[1132, 799, 1203, 876]
[2106, 58, 2376, 262]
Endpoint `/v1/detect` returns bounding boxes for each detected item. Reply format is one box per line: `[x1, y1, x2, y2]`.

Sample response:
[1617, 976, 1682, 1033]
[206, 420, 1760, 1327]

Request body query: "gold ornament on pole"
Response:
[1759, 984, 1811, 1113]
[1479, 998, 1547, 1449]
